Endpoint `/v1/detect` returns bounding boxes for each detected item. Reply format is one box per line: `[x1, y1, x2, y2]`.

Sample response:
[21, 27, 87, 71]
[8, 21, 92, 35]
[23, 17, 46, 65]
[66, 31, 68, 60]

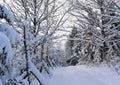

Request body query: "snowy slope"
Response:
[48, 65, 120, 85]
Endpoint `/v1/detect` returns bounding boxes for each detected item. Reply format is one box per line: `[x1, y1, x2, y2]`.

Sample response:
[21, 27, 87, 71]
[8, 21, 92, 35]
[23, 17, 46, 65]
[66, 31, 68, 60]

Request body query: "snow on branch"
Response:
[0, 4, 14, 25]
[0, 23, 20, 45]
[29, 58, 49, 85]
[0, 32, 12, 66]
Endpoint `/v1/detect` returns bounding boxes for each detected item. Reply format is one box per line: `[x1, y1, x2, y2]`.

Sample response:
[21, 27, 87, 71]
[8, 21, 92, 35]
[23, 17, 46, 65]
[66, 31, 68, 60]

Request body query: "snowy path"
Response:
[48, 65, 120, 85]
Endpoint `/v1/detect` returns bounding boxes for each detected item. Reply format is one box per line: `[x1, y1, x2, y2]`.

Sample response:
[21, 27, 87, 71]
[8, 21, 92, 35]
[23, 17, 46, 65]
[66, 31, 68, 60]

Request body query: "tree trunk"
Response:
[100, 1, 108, 62]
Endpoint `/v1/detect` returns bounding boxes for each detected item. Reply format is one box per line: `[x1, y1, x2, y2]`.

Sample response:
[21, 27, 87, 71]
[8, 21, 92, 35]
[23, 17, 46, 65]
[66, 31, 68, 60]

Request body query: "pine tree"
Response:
[66, 27, 83, 65]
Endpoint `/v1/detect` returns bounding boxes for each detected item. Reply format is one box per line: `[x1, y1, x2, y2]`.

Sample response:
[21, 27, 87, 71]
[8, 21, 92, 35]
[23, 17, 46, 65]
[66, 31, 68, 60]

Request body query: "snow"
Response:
[0, 79, 3, 85]
[30, 79, 39, 85]
[29, 58, 49, 85]
[0, 4, 14, 25]
[6, 28, 20, 45]
[48, 65, 120, 85]
[0, 23, 20, 45]
[0, 32, 12, 65]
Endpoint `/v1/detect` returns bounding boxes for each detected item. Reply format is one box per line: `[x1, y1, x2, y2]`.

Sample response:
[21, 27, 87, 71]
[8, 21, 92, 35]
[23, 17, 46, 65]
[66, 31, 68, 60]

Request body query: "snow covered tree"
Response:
[67, 0, 120, 69]
[5, 0, 68, 84]
[0, 4, 20, 85]
[66, 27, 83, 65]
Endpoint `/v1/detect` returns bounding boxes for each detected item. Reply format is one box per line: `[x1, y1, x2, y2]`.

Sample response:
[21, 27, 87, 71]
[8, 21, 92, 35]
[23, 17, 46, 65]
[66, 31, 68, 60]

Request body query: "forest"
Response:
[0, 0, 120, 85]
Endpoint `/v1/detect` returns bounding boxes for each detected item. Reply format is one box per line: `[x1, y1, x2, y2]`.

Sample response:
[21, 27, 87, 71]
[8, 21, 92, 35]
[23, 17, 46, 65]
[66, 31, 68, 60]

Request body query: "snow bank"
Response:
[48, 65, 120, 85]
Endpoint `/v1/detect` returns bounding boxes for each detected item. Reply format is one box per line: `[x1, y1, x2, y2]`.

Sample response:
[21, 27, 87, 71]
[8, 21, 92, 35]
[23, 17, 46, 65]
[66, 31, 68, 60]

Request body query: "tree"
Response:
[67, 0, 120, 69]
[66, 27, 82, 65]
[5, 0, 68, 84]
[0, 4, 19, 85]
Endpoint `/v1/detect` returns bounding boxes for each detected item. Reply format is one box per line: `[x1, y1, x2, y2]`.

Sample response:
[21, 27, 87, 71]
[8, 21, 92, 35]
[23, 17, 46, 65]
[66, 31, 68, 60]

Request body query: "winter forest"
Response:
[0, 0, 120, 85]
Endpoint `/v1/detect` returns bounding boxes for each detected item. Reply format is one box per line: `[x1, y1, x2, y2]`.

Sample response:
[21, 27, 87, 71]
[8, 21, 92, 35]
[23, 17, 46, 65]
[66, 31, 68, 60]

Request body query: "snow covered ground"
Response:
[48, 65, 120, 85]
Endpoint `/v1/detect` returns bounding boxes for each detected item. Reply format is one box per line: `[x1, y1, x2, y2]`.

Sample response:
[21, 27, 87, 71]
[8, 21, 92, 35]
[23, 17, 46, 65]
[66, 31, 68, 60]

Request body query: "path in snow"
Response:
[48, 65, 120, 85]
